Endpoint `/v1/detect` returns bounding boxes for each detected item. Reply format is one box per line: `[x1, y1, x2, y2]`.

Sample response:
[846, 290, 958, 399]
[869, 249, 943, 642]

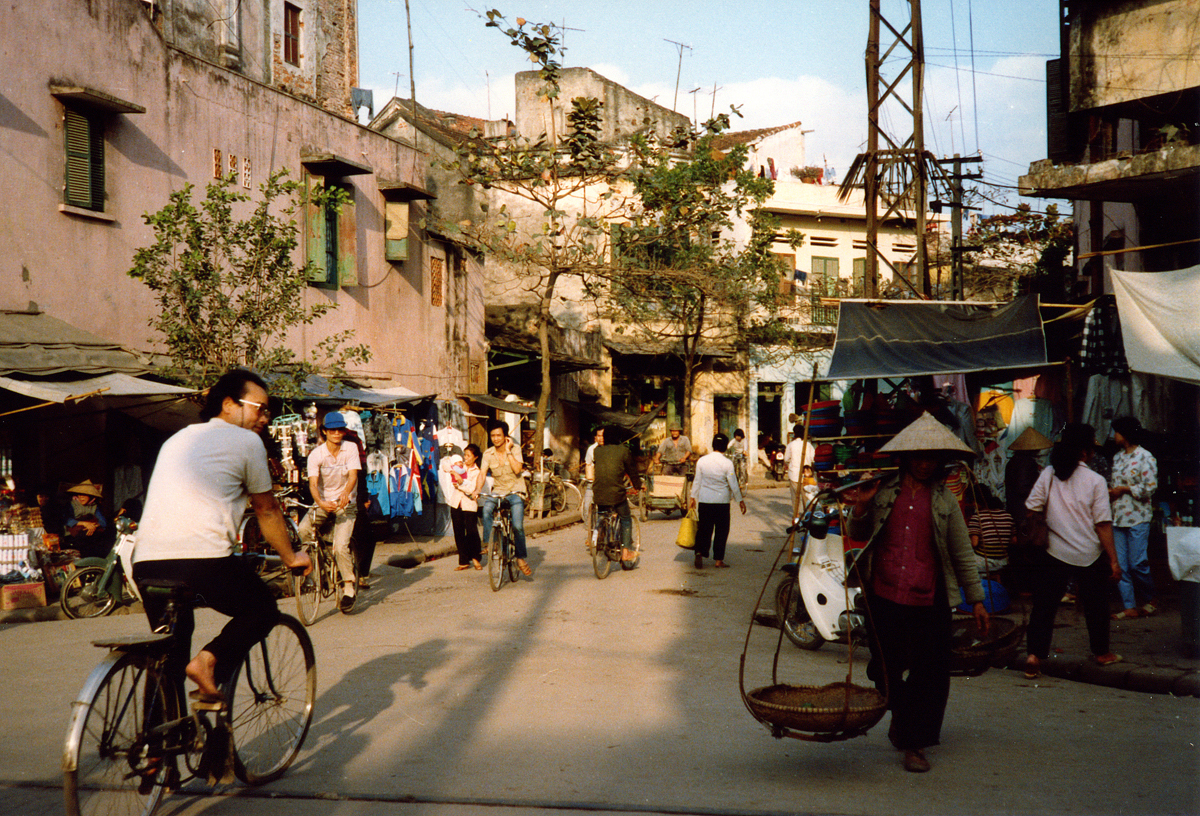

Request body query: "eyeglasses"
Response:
[239, 398, 271, 418]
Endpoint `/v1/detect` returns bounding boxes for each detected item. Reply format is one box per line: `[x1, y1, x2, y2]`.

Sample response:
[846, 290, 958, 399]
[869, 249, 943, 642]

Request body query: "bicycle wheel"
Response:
[319, 542, 339, 600]
[226, 615, 316, 785]
[61, 566, 117, 619]
[592, 517, 613, 580]
[563, 481, 582, 518]
[292, 545, 321, 626]
[621, 515, 641, 570]
[64, 652, 177, 816]
[504, 529, 519, 582]
[488, 535, 505, 592]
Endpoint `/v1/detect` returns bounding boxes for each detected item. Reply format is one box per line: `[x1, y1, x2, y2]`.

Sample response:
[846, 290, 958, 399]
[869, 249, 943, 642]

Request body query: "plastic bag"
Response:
[675, 508, 698, 549]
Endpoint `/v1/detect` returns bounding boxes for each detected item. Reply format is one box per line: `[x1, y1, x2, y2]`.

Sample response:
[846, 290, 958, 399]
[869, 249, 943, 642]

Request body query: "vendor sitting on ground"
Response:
[62, 479, 110, 558]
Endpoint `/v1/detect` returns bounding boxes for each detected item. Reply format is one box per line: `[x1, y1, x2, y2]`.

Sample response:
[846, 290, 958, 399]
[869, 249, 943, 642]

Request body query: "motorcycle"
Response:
[58, 514, 142, 619]
[774, 487, 869, 650]
[769, 446, 787, 482]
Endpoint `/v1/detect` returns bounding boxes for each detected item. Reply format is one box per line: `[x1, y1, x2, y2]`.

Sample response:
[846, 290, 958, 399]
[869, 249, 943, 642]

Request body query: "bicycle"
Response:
[62, 559, 316, 816]
[60, 516, 141, 619]
[589, 503, 641, 579]
[727, 450, 749, 491]
[480, 492, 521, 592]
[279, 493, 358, 626]
[533, 469, 583, 518]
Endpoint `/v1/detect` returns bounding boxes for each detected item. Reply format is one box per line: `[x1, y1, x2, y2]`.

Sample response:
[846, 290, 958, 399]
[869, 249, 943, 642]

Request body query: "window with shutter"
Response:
[809, 257, 839, 325]
[64, 109, 105, 211]
[284, 3, 301, 66]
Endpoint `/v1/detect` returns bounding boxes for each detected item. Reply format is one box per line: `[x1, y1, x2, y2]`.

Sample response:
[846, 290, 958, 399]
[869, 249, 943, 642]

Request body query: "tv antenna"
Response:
[664, 38, 692, 112]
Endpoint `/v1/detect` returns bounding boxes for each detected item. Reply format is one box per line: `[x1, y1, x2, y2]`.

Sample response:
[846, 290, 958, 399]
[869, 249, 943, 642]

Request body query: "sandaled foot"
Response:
[471, 559, 482, 570]
[516, 559, 533, 576]
[454, 564, 471, 571]
[1094, 652, 1123, 666]
[621, 549, 638, 562]
[714, 560, 730, 568]
[187, 689, 226, 711]
[1141, 601, 1159, 616]
[1111, 608, 1140, 620]
[694, 553, 704, 569]
[1023, 654, 1041, 679]
[185, 651, 220, 699]
[903, 749, 931, 773]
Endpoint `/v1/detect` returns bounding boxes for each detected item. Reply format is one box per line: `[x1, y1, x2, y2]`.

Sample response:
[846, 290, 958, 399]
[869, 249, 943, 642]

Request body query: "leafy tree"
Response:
[128, 170, 370, 393]
[448, 10, 801, 441]
[958, 203, 1075, 301]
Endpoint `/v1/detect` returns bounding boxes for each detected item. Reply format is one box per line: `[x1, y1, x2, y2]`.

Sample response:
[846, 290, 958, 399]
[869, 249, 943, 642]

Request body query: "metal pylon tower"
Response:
[840, 0, 947, 299]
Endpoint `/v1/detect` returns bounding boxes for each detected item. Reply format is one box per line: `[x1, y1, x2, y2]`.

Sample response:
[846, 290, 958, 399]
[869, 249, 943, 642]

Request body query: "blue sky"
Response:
[358, 1, 1061, 212]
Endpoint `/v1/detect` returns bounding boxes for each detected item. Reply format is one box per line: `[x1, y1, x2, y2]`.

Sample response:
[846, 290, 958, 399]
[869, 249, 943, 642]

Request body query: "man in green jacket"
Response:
[845, 412, 988, 774]
[592, 426, 643, 562]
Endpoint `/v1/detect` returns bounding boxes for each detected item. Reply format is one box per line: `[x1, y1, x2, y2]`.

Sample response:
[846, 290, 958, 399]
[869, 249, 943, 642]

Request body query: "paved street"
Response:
[4, 487, 1198, 815]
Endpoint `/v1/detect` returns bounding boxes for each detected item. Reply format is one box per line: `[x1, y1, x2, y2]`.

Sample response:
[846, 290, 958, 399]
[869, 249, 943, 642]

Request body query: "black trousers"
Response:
[695, 502, 731, 560]
[450, 505, 482, 564]
[1026, 548, 1111, 659]
[866, 592, 952, 751]
[133, 556, 279, 691]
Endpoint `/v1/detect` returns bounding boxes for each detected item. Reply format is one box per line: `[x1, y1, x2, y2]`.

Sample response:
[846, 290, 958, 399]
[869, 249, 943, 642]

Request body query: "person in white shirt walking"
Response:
[689, 433, 746, 569]
[299, 411, 361, 612]
[783, 423, 815, 511]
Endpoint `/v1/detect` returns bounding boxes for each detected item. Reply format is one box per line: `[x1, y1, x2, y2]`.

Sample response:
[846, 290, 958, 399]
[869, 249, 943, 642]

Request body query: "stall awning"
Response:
[460, 394, 536, 415]
[0, 309, 154, 376]
[0, 373, 193, 403]
[826, 295, 1048, 380]
[278, 374, 434, 406]
[1112, 265, 1200, 385]
[565, 400, 666, 436]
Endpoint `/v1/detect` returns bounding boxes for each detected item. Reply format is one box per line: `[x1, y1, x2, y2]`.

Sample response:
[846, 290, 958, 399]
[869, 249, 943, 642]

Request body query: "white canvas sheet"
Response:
[1111, 265, 1200, 385]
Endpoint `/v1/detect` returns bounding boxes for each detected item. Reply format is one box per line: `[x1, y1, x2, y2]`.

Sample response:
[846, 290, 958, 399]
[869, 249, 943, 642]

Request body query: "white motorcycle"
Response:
[774, 487, 870, 651]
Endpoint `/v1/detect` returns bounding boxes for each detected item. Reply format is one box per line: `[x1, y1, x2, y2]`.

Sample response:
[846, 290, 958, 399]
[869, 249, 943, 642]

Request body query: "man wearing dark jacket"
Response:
[592, 426, 643, 562]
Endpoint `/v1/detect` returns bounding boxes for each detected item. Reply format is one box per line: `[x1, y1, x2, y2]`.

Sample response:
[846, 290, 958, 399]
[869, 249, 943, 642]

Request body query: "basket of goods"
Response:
[743, 682, 887, 740]
[948, 616, 1025, 676]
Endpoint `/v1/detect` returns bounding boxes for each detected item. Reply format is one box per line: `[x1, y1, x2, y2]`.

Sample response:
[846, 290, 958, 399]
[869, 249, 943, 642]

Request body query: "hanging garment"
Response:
[366, 451, 391, 517]
[1079, 295, 1129, 376]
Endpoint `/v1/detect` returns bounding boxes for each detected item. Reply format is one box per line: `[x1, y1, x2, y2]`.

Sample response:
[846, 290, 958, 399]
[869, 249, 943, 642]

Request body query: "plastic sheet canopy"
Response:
[826, 295, 1048, 380]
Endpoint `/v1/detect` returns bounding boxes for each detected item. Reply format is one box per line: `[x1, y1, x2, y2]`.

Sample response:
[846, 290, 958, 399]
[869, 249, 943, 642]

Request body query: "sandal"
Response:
[1111, 608, 1140, 620]
[1094, 652, 1123, 666]
[1023, 655, 1041, 679]
[471, 559, 482, 570]
[516, 559, 533, 577]
[1141, 601, 1159, 617]
[454, 564, 471, 571]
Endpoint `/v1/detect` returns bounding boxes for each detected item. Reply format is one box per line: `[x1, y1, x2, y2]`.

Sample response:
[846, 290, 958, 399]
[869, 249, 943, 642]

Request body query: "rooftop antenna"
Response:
[664, 38, 692, 112]
[404, 0, 417, 116]
[559, 19, 585, 54]
[687, 86, 702, 125]
[709, 82, 723, 120]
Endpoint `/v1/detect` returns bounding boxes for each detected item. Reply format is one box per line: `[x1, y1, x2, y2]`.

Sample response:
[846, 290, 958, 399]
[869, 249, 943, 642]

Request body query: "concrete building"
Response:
[3, 0, 484, 398]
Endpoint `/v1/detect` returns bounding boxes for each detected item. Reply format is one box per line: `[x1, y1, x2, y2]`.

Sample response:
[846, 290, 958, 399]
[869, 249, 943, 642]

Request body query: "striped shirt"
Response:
[968, 509, 1015, 559]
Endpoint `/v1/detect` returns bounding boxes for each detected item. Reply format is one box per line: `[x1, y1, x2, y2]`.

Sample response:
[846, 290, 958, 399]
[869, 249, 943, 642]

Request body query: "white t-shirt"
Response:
[133, 418, 273, 562]
[784, 438, 815, 482]
[307, 441, 361, 502]
[1026, 463, 1113, 567]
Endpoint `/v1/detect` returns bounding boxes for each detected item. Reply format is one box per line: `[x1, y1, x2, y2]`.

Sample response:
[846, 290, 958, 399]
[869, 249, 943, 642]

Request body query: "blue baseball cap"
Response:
[322, 412, 347, 430]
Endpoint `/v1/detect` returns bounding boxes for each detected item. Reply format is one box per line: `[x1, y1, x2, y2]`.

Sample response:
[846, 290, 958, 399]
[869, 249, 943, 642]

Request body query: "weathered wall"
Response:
[514, 67, 691, 146]
[1069, 0, 1200, 111]
[2, 0, 480, 397]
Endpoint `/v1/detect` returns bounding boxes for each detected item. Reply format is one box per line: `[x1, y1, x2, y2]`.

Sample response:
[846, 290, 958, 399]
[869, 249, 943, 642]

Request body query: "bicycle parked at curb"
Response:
[589, 504, 641, 579]
[60, 515, 142, 619]
[62, 555, 316, 816]
[480, 492, 524, 592]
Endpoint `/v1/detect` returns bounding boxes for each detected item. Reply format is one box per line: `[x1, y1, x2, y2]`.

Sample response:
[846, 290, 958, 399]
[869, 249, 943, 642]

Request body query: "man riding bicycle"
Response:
[298, 410, 360, 612]
[475, 420, 533, 577]
[132, 369, 311, 705]
[591, 425, 643, 562]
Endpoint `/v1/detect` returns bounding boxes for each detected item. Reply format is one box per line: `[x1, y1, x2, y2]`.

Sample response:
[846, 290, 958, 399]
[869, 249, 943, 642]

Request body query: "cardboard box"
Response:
[1, 582, 46, 611]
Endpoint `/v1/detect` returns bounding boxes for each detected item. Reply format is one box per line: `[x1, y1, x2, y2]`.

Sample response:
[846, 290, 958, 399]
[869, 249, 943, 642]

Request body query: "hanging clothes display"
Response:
[1079, 295, 1129, 376]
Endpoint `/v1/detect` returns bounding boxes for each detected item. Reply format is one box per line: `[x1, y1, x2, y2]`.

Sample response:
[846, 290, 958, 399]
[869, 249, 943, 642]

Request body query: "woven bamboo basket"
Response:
[949, 616, 1025, 675]
[744, 681, 887, 737]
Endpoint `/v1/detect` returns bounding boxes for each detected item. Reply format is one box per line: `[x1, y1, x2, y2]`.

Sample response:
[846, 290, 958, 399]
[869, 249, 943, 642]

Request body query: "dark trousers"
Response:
[450, 505, 482, 564]
[695, 502, 731, 560]
[354, 507, 377, 580]
[133, 556, 279, 691]
[866, 592, 952, 751]
[1027, 548, 1111, 659]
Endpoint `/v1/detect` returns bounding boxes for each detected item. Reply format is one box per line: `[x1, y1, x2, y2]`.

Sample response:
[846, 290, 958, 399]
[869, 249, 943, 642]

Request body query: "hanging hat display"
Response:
[878, 412, 975, 457]
[1007, 427, 1053, 452]
[64, 479, 103, 498]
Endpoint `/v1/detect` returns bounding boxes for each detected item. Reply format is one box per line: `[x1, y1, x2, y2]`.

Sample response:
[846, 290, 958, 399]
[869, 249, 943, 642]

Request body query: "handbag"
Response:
[1026, 476, 1057, 549]
[675, 507, 698, 549]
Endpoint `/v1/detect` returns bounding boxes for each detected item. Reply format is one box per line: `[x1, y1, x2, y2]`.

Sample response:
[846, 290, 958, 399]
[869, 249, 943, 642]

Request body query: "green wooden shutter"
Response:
[305, 175, 330, 286]
[64, 109, 103, 210]
[337, 188, 357, 287]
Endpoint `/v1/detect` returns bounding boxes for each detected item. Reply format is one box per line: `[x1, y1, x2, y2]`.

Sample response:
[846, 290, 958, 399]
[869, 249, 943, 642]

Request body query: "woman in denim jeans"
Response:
[1108, 416, 1158, 620]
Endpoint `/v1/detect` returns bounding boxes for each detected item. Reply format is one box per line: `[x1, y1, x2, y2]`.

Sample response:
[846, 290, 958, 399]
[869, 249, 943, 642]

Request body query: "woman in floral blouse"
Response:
[1108, 416, 1158, 620]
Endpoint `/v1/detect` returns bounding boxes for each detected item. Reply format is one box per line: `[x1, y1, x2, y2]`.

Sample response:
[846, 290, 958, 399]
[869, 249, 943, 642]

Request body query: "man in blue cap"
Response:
[299, 410, 361, 611]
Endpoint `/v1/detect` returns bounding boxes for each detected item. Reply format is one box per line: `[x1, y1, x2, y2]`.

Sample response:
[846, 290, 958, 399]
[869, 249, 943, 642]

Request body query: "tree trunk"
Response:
[534, 269, 560, 469]
[680, 293, 706, 441]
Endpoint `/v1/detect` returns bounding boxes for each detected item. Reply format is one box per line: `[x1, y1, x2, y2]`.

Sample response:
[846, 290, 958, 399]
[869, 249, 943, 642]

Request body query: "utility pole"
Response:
[841, 0, 949, 300]
[934, 154, 982, 299]
[404, 0, 416, 116]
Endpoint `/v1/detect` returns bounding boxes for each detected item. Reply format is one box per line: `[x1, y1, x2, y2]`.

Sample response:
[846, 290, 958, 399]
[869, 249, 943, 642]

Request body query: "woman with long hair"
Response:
[1022, 423, 1122, 678]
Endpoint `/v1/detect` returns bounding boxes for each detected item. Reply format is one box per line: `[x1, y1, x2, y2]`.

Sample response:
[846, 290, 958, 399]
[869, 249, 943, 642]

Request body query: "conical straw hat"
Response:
[1008, 426, 1053, 451]
[64, 479, 103, 498]
[879, 412, 975, 457]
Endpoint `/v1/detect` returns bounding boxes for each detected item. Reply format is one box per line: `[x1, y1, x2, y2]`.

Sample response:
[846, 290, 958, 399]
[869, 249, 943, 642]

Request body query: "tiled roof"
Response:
[710, 121, 805, 151]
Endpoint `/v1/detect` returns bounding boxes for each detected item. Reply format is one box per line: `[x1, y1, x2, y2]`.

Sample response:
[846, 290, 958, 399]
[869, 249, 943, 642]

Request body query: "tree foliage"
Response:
[447, 10, 803, 438]
[960, 203, 1075, 301]
[128, 170, 370, 393]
